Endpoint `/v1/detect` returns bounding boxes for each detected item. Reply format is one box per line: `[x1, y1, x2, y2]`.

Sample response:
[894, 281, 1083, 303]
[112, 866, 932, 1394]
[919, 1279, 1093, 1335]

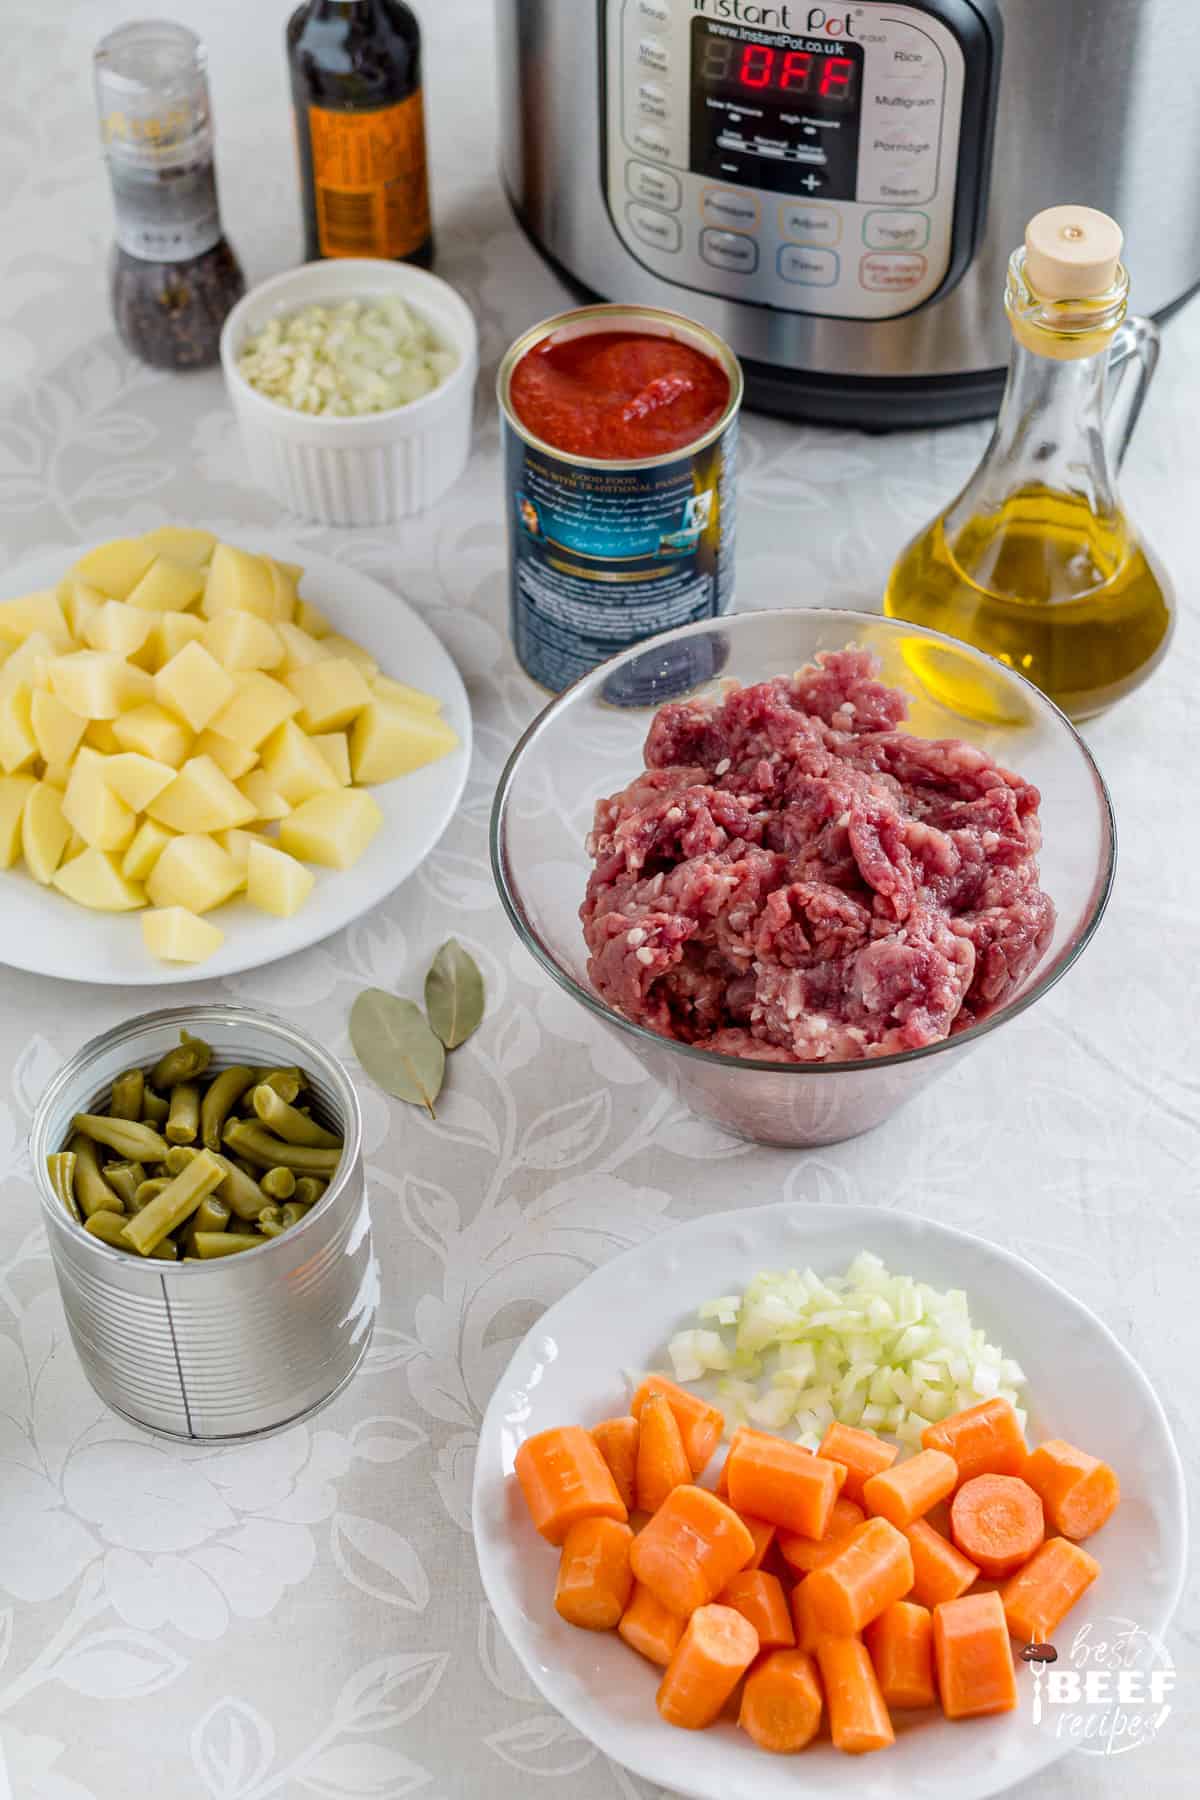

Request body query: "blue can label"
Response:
[506, 416, 738, 693]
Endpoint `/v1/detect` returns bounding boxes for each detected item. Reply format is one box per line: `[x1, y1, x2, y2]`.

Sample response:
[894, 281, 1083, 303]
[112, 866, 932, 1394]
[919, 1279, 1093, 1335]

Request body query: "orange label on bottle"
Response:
[308, 94, 430, 259]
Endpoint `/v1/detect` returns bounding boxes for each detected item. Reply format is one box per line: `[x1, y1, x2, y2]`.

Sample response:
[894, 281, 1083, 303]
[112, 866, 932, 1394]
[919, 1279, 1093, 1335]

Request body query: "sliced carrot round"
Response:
[950, 1473, 1044, 1578]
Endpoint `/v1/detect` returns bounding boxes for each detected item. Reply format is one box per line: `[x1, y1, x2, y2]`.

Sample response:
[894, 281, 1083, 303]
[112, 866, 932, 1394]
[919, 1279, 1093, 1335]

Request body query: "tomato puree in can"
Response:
[508, 330, 732, 462]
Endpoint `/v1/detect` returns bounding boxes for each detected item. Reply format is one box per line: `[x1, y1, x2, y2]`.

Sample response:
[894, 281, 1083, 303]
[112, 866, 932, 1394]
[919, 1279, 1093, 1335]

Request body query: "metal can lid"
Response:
[1024, 205, 1123, 300]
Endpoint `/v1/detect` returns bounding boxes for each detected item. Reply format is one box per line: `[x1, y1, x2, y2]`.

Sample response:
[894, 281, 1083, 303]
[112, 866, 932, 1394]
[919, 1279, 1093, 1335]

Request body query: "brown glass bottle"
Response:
[287, 0, 433, 268]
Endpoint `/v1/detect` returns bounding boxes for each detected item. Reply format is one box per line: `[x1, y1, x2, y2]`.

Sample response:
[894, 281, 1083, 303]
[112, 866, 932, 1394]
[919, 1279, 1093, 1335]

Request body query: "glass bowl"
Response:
[491, 610, 1115, 1148]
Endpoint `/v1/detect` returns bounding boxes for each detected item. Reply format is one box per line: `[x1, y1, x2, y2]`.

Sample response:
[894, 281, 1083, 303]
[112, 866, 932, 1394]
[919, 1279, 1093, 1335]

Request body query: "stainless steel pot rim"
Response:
[30, 1003, 365, 1277]
[490, 607, 1118, 1079]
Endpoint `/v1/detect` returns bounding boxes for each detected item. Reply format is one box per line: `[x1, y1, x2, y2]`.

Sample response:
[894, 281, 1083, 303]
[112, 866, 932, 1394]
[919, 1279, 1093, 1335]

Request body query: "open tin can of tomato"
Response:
[498, 304, 743, 696]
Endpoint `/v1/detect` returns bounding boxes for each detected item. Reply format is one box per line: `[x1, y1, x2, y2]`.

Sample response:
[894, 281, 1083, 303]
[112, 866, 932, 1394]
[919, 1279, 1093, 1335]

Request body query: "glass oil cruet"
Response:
[885, 206, 1174, 722]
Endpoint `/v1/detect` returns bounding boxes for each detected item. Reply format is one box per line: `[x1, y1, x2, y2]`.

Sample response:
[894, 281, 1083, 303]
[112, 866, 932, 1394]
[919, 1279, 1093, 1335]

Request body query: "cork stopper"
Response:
[1024, 206, 1123, 300]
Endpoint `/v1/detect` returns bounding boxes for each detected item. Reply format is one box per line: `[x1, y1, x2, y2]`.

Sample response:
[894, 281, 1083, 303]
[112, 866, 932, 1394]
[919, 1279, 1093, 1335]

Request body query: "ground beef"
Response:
[580, 649, 1055, 1062]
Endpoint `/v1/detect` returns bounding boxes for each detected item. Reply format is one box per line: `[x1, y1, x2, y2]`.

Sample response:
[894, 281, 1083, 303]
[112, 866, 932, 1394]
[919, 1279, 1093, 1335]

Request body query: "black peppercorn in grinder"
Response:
[287, 0, 434, 269]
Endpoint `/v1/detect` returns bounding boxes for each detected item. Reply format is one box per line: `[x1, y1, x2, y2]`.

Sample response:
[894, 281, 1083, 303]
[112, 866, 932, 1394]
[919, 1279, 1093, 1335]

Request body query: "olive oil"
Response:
[885, 206, 1173, 723]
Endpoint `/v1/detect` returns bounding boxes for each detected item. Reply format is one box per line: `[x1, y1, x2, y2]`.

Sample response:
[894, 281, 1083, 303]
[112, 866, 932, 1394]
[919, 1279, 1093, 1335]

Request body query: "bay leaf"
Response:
[350, 990, 445, 1117]
[424, 939, 486, 1051]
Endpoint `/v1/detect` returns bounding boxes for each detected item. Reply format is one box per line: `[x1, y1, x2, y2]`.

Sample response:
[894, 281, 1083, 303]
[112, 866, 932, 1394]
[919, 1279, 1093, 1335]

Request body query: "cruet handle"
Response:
[1105, 315, 1160, 471]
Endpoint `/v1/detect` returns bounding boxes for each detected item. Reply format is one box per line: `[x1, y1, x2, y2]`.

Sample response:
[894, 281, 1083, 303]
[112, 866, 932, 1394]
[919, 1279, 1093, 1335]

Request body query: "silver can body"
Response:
[30, 1006, 376, 1443]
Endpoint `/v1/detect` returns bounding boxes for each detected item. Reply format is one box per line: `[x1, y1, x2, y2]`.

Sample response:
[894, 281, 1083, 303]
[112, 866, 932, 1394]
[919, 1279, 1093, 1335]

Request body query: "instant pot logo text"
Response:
[691, 3, 865, 34]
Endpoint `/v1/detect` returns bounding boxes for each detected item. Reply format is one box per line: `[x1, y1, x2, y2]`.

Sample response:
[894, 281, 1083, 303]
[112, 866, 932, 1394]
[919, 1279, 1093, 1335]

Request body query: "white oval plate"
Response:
[0, 535, 470, 985]
[473, 1203, 1186, 1800]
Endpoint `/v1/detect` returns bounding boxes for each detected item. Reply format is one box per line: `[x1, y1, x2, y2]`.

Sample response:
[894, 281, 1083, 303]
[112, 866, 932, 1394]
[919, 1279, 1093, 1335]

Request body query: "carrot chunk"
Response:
[718, 1570, 795, 1649]
[514, 1426, 628, 1545]
[950, 1473, 1045, 1578]
[554, 1516, 634, 1630]
[631, 1376, 723, 1477]
[1024, 1439, 1121, 1542]
[805, 1517, 915, 1636]
[816, 1635, 896, 1754]
[933, 1590, 1018, 1718]
[630, 1484, 755, 1617]
[591, 1416, 639, 1514]
[819, 1421, 899, 1505]
[1001, 1536, 1100, 1643]
[619, 1580, 685, 1666]
[863, 1448, 958, 1529]
[864, 1600, 937, 1710]
[740, 1514, 776, 1571]
[726, 1434, 844, 1539]
[738, 1648, 823, 1753]
[790, 1578, 823, 1656]
[716, 1427, 812, 1500]
[902, 1517, 979, 1609]
[657, 1603, 759, 1730]
[636, 1391, 693, 1514]
[778, 1497, 866, 1575]
[922, 1398, 1028, 1489]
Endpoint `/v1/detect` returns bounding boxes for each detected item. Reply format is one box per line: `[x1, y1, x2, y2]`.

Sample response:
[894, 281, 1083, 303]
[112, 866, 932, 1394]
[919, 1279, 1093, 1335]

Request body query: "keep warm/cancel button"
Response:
[859, 250, 928, 292]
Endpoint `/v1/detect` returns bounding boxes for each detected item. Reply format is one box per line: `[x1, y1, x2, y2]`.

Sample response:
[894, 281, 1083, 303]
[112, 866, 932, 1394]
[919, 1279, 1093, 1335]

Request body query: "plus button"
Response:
[800, 173, 823, 192]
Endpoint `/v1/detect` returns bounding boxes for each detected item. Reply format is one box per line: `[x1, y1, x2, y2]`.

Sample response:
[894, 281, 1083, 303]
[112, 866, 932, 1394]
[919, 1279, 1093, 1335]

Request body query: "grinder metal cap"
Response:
[1025, 205, 1124, 299]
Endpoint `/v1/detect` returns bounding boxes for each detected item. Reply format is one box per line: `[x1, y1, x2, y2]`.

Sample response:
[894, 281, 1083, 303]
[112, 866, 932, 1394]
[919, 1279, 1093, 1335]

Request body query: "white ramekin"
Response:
[219, 259, 479, 527]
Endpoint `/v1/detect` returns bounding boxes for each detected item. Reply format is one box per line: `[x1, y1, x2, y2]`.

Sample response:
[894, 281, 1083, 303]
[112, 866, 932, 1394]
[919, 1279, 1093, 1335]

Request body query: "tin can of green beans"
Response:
[31, 1005, 374, 1442]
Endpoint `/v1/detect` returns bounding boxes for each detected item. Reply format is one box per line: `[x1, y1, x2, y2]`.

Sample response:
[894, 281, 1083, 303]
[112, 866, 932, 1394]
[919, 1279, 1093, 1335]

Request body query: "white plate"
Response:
[0, 535, 471, 985]
[472, 1203, 1186, 1800]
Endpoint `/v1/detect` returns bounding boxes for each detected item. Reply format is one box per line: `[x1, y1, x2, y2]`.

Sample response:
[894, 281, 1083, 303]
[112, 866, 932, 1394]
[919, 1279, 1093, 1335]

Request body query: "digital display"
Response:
[699, 36, 859, 108]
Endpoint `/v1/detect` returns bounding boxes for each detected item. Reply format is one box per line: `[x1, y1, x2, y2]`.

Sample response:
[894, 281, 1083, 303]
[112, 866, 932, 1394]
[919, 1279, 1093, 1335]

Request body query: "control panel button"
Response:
[637, 0, 671, 24]
[626, 160, 682, 212]
[701, 188, 759, 232]
[859, 250, 928, 291]
[626, 202, 683, 254]
[780, 202, 841, 246]
[638, 80, 670, 122]
[778, 246, 840, 287]
[636, 34, 669, 73]
[863, 209, 930, 250]
[701, 228, 759, 274]
[631, 123, 672, 162]
[796, 170, 829, 195]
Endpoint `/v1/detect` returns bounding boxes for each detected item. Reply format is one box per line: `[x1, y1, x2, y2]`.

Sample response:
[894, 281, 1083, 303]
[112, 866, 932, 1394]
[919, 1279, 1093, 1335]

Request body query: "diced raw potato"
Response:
[62, 755, 137, 852]
[311, 731, 351, 785]
[30, 689, 87, 767]
[122, 818, 175, 883]
[65, 830, 87, 859]
[202, 544, 279, 620]
[83, 600, 156, 659]
[246, 838, 315, 917]
[274, 621, 329, 673]
[139, 525, 217, 567]
[0, 632, 54, 697]
[267, 560, 299, 622]
[70, 537, 157, 599]
[43, 762, 74, 790]
[275, 559, 304, 583]
[142, 906, 225, 963]
[285, 658, 372, 733]
[49, 651, 153, 720]
[259, 719, 339, 806]
[194, 730, 258, 780]
[295, 598, 331, 638]
[0, 774, 35, 867]
[53, 847, 146, 910]
[237, 769, 291, 822]
[147, 755, 257, 834]
[202, 611, 284, 672]
[112, 703, 193, 768]
[21, 781, 71, 884]
[84, 720, 122, 753]
[319, 634, 378, 681]
[206, 672, 301, 750]
[0, 685, 38, 774]
[146, 833, 242, 912]
[350, 697, 459, 783]
[154, 641, 236, 733]
[279, 788, 382, 869]
[60, 580, 106, 640]
[147, 612, 206, 669]
[102, 752, 177, 813]
[126, 556, 207, 614]
[215, 826, 265, 873]
[0, 590, 73, 652]
[371, 674, 442, 714]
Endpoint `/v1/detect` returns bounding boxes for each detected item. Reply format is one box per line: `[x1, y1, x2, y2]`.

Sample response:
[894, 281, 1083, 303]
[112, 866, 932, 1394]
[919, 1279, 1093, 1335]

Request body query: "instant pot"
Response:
[496, 0, 1200, 425]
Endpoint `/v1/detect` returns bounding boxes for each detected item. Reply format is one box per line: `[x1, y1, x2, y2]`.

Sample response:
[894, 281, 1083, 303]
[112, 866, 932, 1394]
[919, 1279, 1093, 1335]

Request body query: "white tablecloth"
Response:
[0, 4, 1194, 1796]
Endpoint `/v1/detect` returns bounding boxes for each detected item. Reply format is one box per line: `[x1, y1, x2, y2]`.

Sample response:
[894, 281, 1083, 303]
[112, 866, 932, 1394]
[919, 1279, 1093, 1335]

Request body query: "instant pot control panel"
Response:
[603, 0, 1000, 321]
